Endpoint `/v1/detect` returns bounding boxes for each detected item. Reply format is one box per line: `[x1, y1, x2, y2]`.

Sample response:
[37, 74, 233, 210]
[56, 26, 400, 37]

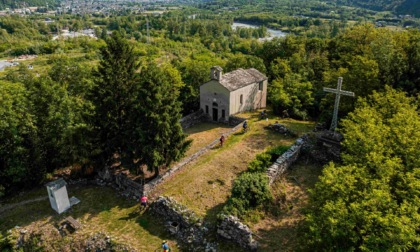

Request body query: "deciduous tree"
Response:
[304, 87, 420, 251]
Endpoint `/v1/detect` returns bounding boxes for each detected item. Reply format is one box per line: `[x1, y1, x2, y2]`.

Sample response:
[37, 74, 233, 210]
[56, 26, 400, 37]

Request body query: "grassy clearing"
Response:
[0, 185, 179, 251]
[155, 111, 315, 224]
[183, 122, 232, 157]
[250, 159, 323, 251]
[0, 110, 316, 251]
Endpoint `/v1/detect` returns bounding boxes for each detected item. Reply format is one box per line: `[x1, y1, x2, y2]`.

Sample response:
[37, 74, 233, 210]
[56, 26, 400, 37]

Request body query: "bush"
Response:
[247, 153, 272, 172]
[266, 145, 290, 162]
[222, 172, 273, 217]
[0, 232, 13, 251]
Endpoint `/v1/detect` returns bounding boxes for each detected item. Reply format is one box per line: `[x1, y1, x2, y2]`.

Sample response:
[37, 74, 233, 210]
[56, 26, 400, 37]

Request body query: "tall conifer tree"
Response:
[90, 31, 140, 169]
[130, 63, 191, 177]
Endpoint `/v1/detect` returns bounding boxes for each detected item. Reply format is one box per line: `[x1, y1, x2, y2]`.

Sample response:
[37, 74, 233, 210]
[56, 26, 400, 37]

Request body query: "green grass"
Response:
[0, 185, 179, 251]
[249, 159, 324, 251]
[156, 110, 314, 223]
[0, 110, 316, 251]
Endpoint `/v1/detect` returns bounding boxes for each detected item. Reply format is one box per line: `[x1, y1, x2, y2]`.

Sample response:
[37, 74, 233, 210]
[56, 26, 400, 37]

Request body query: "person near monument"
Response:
[140, 194, 148, 209]
[162, 240, 170, 252]
[219, 135, 225, 147]
[242, 120, 248, 132]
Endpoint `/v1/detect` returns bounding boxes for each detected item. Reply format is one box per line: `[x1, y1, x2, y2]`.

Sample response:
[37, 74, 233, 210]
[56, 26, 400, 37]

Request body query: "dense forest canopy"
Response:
[1, 6, 419, 195]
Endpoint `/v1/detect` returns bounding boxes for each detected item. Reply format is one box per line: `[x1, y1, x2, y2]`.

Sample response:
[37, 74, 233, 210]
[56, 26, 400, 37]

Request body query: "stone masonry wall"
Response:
[228, 115, 246, 126]
[180, 110, 206, 129]
[266, 135, 308, 185]
[217, 214, 258, 251]
[150, 196, 216, 251]
[114, 172, 143, 199]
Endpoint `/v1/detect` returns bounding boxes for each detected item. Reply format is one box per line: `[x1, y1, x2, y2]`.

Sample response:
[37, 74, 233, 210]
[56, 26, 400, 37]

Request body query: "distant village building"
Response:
[200, 66, 267, 122]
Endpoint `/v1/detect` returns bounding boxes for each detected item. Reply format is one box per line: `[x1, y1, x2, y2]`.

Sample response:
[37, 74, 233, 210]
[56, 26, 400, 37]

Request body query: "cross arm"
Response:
[340, 91, 355, 97]
[323, 87, 355, 97]
[323, 87, 337, 93]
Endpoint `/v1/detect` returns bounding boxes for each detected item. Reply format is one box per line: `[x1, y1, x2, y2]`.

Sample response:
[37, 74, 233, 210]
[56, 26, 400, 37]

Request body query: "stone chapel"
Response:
[199, 66, 267, 122]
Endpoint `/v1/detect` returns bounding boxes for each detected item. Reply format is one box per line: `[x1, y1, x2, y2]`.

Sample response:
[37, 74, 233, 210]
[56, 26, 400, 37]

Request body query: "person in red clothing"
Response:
[219, 135, 225, 147]
[162, 240, 170, 252]
[140, 194, 148, 210]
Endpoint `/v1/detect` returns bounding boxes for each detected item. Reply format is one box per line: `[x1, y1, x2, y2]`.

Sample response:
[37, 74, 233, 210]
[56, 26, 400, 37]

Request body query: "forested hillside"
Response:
[202, 0, 419, 17]
[335, 0, 404, 11]
[396, 0, 420, 17]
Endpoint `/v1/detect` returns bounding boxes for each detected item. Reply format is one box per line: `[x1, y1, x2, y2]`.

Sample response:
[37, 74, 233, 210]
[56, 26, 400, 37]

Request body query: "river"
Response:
[232, 22, 287, 41]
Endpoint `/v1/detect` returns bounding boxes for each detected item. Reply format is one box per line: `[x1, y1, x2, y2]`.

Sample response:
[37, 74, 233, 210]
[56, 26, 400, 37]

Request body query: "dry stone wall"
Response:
[150, 196, 216, 251]
[229, 115, 246, 126]
[217, 215, 258, 251]
[266, 135, 308, 185]
[180, 110, 206, 129]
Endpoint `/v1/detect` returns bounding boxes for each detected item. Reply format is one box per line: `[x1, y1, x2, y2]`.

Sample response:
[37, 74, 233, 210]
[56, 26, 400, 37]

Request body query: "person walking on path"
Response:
[162, 240, 170, 252]
[242, 120, 248, 132]
[140, 194, 148, 210]
[219, 135, 225, 147]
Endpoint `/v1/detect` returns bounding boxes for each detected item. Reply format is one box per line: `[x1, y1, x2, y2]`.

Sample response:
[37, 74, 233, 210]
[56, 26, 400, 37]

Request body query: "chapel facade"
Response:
[199, 66, 267, 122]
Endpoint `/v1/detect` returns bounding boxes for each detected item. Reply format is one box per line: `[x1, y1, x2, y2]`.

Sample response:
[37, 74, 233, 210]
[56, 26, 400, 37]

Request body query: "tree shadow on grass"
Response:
[0, 184, 137, 231]
[0, 184, 180, 251]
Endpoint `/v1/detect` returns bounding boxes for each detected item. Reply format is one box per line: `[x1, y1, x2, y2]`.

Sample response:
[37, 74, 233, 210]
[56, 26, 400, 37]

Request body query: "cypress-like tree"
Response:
[129, 62, 191, 177]
[90, 31, 140, 169]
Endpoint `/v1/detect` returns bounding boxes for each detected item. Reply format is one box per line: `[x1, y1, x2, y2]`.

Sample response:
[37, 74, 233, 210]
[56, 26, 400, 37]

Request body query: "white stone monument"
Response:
[46, 178, 71, 214]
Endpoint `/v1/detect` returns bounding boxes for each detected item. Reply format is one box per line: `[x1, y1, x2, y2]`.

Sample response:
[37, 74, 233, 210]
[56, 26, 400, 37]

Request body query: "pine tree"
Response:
[90, 31, 140, 169]
[129, 62, 191, 177]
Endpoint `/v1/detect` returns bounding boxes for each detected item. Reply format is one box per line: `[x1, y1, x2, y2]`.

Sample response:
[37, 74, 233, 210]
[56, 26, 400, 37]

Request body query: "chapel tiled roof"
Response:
[218, 68, 267, 91]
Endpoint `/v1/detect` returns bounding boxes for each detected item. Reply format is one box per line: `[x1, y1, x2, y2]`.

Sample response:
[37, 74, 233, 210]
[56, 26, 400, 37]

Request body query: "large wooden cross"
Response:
[323, 77, 355, 131]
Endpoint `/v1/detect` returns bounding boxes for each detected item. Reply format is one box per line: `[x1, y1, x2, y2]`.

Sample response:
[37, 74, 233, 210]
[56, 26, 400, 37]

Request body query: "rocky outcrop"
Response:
[266, 135, 307, 185]
[265, 123, 297, 137]
[217, 215, 258, 251]
[85, 233, 137, 252]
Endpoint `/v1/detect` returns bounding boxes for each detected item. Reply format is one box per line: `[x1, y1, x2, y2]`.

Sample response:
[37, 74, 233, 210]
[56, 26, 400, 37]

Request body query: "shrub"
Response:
[0, 232, 13, 251]
[222, 172, 273, 217]
[266, 145, 290, 162]
[247, 153, 272, 172]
